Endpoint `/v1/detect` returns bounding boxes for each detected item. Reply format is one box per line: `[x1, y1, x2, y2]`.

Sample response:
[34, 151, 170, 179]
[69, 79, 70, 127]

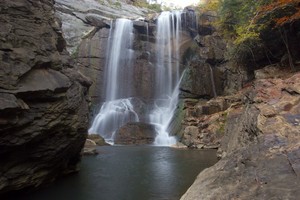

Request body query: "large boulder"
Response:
[114, 122, 157, 145]
[82, 139, 98, 155]
[181, 135, 300, 200]
[87, 134, 109, 146]
[0, 0, 90, 196]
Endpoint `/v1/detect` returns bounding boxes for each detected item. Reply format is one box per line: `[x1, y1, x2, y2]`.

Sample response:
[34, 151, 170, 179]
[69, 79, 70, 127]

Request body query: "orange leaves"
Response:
[261, 0, 297, 11]
[256, 0, 300, 26]
[276, 16, 291, 25]
[275, 10, 300, 25]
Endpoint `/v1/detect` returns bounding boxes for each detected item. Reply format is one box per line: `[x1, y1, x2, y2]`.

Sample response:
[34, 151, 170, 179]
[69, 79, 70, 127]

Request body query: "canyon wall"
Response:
[0, 0, 90, 195]
[180, 2, 300, 199]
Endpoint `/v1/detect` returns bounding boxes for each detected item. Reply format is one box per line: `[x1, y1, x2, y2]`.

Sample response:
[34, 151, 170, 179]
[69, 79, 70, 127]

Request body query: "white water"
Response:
[89, 19, 138, 142]
[209, 65, 217, 98]
[150, 11, 182, 146]
[89, 13, 186, 146]
[89, 99, 139, 143]
[105, 19, 134, 101]
[150, 72, 185, 146]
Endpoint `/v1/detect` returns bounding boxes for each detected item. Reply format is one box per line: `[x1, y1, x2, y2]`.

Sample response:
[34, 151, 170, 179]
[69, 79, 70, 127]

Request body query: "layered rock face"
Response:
[55, 0, 150, 104]
[180, 11, 227, 99]
[169, 10, 238, 147]
[0, 0, 90, 195]
[180, 4, 300, 199]
[169, 97, 238, 149]
[181, 71, 300, 200]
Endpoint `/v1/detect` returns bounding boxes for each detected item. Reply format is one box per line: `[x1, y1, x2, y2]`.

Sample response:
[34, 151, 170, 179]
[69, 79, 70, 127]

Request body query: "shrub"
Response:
[132, 0, 162, 12]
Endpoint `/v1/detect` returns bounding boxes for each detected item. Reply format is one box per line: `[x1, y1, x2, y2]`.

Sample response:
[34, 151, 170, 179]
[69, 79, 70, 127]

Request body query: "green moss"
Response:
[71, 46, 79, 59]
[132, 0, 162, 12]
[97, 0, 105, 4]
[218, 123, 225, 134]
[167, 100, 186, 138]
[217, 111, 229, 134]
[222, 111, 228, 118]
[113, 1, 122, 8]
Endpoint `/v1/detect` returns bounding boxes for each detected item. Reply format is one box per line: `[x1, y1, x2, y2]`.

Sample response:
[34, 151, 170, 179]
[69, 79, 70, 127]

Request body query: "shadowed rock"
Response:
[0, 0, 90, 196]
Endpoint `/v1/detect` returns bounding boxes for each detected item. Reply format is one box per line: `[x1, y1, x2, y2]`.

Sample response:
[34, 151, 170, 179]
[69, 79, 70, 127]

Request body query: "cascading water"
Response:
[209, 65, 217, 98]
[89, 12, 187, 146]
[149, 11, 183, 146]
[88, 19, 139, 143]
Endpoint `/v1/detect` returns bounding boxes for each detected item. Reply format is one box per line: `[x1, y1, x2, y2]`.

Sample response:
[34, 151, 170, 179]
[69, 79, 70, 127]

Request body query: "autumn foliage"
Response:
[257, 0, 300, 26]
[197, 0, 300, 69]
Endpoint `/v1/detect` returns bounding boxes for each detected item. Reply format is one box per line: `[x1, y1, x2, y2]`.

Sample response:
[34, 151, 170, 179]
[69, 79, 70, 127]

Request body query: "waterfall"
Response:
[89, 19, 139, 143]
[89, 12, 186, 146]
[150, 72, 185, 146]
[105, 19, 134, 101]
[209, 65, 217, 98]
[149, 11, 182, 146]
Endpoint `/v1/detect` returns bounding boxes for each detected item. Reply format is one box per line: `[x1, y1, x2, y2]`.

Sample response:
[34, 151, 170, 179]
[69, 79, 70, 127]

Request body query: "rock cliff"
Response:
[55, 0, 150, 104]
[0, 0, 90, 195]
[169, 10, 244, 148]
[181, 71, 300, 200]
[180, 2, 300, 199]
[55, 0, 199, 107]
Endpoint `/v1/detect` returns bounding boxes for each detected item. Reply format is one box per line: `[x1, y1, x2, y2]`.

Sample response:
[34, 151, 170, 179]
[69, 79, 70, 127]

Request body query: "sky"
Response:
[148, 0, 202, 8]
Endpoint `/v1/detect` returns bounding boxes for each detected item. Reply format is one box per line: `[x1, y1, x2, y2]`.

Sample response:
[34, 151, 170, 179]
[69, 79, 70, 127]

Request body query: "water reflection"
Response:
[24, 146, 217, 200]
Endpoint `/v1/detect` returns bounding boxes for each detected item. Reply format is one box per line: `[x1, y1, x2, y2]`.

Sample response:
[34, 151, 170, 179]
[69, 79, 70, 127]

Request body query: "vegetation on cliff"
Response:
[130, 0, 162, 12]
[199, 0, 300, 70]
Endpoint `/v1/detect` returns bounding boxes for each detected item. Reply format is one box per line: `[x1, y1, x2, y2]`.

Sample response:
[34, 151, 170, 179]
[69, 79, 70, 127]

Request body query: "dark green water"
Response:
[25, 146, 217, 200]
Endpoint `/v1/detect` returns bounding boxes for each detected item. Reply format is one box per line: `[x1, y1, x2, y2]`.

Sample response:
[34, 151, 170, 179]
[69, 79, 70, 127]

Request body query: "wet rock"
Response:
[82, 139, 99, 155]
[133, 20, 149, 34]
[87, 134, 109, 146]
[180, 62, 224, 99]
[171, 142, 188, 149]
[114, 122, 158, 145]
[168, 100, 186, 137]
